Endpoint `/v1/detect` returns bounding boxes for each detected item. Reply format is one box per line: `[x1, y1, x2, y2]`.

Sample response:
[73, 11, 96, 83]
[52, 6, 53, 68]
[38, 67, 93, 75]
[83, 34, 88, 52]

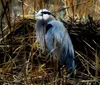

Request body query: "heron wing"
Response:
[45, 20, 75, 70]
[45, 24, 54, 52]
[45, 20, 64, 53]
[62, 34, 75, 70]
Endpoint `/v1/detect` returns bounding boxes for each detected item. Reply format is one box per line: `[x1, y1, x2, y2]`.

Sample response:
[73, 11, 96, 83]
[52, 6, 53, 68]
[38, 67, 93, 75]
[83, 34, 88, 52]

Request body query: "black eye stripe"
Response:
[41, 11, 55, 17]
[41, 11, 52, 15]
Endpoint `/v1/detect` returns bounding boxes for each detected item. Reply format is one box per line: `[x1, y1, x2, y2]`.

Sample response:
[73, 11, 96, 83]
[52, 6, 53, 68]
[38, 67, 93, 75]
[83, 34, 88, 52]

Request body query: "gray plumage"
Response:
[35, 9, 75, 71]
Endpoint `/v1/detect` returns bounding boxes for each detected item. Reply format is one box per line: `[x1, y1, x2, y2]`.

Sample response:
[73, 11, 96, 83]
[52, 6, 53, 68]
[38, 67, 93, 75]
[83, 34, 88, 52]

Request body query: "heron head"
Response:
[35, 9, 54, 20]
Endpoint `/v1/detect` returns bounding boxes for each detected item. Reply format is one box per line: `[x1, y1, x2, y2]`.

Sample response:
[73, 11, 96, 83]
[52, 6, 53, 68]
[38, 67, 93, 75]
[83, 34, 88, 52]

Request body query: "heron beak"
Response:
[20, 15, 34, 19]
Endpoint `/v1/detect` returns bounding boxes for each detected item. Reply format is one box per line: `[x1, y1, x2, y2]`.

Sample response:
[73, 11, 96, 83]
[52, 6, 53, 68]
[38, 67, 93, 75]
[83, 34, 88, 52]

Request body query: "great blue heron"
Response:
[35, 9, 75, 72]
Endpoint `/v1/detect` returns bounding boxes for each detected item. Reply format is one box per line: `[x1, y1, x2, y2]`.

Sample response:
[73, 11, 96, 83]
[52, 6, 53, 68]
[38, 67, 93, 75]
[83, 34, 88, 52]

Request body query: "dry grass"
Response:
[0, 0, 100, 85]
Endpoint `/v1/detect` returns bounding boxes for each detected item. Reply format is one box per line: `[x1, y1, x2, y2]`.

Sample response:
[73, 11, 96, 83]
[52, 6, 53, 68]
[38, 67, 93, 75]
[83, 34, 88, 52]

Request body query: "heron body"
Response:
[35, 9, 75, 71]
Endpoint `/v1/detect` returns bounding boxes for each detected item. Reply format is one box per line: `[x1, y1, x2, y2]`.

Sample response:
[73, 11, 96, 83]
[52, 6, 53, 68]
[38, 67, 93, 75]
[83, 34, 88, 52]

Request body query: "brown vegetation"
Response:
[0, 0, 100, 85]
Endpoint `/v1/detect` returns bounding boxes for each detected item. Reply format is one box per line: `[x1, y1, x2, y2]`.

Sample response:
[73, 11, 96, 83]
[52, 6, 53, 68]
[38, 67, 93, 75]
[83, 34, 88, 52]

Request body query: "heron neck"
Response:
[45, 16, 56, 24]
[37, 16, 55, 26]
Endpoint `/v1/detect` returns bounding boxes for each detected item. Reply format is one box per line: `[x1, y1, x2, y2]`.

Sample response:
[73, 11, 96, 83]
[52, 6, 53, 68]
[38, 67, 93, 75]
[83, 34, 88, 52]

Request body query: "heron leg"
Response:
[57, 61, 63, 85]
[58, 61, 62, 77]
